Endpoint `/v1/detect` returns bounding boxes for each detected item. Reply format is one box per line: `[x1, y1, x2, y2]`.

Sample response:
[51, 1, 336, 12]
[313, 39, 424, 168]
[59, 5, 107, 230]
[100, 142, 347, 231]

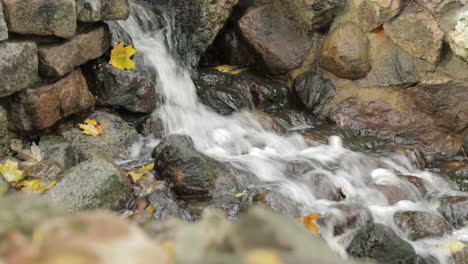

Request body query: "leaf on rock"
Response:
[15, 179, 56, 193]
[129, 172, 145, 182]
[213, 64, 247, 75]
[244, 249, 284, 264]
[136, 163, 155, 174]
[129, 163, 155, 182]
[295, 213, 321, 237]
[109, 42, 138, 71]
[438, 241, 466, 254]
[17, 142, 44, 169]
[79, 119, 105, 136]
[0, 160, 24, 183]
[235, 192, 247, 198]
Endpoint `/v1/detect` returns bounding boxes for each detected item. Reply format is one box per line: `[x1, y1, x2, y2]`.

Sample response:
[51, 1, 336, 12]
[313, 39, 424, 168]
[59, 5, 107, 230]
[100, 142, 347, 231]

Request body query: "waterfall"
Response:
[118, 2, 467, 263]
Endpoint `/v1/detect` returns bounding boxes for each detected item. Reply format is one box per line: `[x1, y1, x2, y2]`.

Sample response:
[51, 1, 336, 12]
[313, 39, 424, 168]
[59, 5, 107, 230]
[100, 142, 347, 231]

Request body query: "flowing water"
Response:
[119, 2, 468, 263]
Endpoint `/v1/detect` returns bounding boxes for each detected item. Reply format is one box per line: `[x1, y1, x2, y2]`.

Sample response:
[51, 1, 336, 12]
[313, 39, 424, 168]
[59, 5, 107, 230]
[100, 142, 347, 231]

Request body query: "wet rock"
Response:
[383, 8, 444, 64]
[357, 0, 401, 32]
[394, 211, 452, 241]
[448, 12, 468, 62]
[303, 172, 341, 201]
[8, 69, 95, 131]
[147, 0, 238, 67]
[320, 23, 371, 79]
[375, 184, 421, 205]
[238, 5, 313, 75]
[44, 153, 132, 212]
[0, 41, 38, 98]
[357, 30, 419, 88]
[433, 161, 468, 192]
[0, 0, 76, 38]
[153, 134, 218, 196]
[251, 110, 288, 133]
[148, 184, 193, 221]
[275, 0, 345, 30]
[105, 20, 133, 47]
[28, 211, 170, 264]
[317, 202, 374, 236]
[454, 246, 468, 264]
[0, 2, 7, 41]
[0, 106, 8, 158]
[294, 71, 336, 116]
[437, 196, 468, 228]
[38, 136, 79, 170]
[251, 189, 301, 218]
[347, 223, 418, 264]
[84, 57, 159, 113]
[401, 175, 428, 196]
[38, 25, 110, 77]
[24, 160, 64, 186]
[196, 68, 289, 115]
[77, 0, 130, 22]
[0, 193, 66, 235]
[60, 111, 139, 161]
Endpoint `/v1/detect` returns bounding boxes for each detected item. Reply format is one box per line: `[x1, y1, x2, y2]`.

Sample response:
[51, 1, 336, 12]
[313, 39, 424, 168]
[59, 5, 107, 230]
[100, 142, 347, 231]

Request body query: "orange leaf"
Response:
[79, 119, 105, 136]
[295, 213, 321, 237]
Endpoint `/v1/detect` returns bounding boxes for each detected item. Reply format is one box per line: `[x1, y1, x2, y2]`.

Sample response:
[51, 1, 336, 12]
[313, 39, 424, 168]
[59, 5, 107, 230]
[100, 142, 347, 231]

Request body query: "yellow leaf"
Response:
[214, 65, 248, 75]
[295, 213, 321, 237]
[79, 119, 105, 136]
[146, 205, 157, 213]
[438, 241, 466, 254]
[135, 163, 155, 173]
[15, 179, 56, 193]
[109, 42, 138, 71]
[235, 192, 247, 198]
[129, 171, 144, 182]
[0, 160, 24, 183]
[244, 249, 283, 264]
[229, 68, 247, 75]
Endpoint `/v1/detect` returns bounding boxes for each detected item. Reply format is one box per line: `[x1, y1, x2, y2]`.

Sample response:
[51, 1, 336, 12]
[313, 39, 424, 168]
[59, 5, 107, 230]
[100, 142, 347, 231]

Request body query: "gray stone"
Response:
[43, 153, 132, 212]
[0, 106, 8, 157]
[0, 2, 7, 41]
[0, 41, 38, 98]
[60, 111, 139, 161]
[105, 20, 133, 47]
[448, 12, 468, 62]
[294, 71, 336, 117]
[77, 0, 130, 22]
[38, 136, 79, 170]
[39, 25, 110, 77]
[393, 211, 453, 240]
[0, 0, 76, 38]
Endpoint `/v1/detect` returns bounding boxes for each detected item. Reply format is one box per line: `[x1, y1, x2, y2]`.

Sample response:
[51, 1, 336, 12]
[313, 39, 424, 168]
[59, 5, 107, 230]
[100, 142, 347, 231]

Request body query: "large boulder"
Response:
[8, 69, 95, 131]
[0, 106, 8, 157]
[274, 0, 345, 31]
[38, 25, 110, 77]
[76, 0, 130, 22]
[60, 111, 139, 161]
[383, 7, 444, 64]
[294, 71, 336, 116]
[148, 184, 193, 221]
[448, 11, 468, 62]
[0, 2, 7, 41]
[0, 0, 76, 38]
[0, 41, 38, 98]
[238, 5, 313, 75]
[84, 57, 159, 113]
[347, 223, 418, 264]
[393, 211, 453, 240]
[44, 153, 132, 212]
[38, 136, 79, 170]
[153, 134, 219, 196]
[320, 22, 371, 79]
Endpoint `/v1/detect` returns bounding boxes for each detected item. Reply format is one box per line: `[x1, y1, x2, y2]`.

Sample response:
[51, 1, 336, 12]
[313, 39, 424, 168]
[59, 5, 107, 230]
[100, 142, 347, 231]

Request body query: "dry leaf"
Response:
[295, 213, 321, 237]
[129, 172, 145, 182]
[244, 249, 283, 264]
[109, 42, 138, 71]
[17, 142, 44, 169]
[15, 179, 56, 193]
[0, 160, 24, 183]
[79, 119, 105, 136]
[214, 65, 247, 75]
[129, 163, 155, 182]
[136, 163, 155, 173]
[438, 241, 466, 254]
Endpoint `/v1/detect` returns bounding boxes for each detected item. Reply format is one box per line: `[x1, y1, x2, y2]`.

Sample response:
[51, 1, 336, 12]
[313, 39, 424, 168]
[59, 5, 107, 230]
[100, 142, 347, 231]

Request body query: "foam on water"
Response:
[119, 2, 466, 263]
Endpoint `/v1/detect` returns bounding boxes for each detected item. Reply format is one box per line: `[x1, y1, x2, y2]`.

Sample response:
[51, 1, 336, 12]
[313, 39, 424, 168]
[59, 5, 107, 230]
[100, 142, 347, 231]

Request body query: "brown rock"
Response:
[320, 23, 371, 79]
[0, 0, 76, 38]
[358, 0, 401, 32]
[394, 211, 453, 240]
[384, 9, 444, 64]
[8, 69, 95, 131]
[415, 0, 466, 14]
[238, 5, 313, 75]
[39, 26, 110, 77]
[375, 184, 421, 205]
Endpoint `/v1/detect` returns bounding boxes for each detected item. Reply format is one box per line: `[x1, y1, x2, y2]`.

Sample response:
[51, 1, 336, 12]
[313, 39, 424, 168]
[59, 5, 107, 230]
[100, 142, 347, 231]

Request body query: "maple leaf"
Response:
[15, 178, 56, 193]
[213, 64, 247, 75]
[17, 142, 44, 169]
[79, 119, 105, 136]
[295, 213, 321, 237]
[109, 42, 138, 71]
[0, 160, 24, 183]
[129, 163, 155, 182]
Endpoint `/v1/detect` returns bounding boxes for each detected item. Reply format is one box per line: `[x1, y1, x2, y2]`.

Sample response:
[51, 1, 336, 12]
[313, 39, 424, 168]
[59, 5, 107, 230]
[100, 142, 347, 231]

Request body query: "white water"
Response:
[119, 2, 467, 263]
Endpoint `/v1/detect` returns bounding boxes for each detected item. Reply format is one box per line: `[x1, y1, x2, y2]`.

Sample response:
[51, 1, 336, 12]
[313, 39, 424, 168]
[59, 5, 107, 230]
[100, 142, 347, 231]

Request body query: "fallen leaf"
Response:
[129, 163, 154, 182]
[17, 142, 44, 169]
[79, 119, 105, 136]
[235, 192, 247, 198]
[244, 249, 283, 264]
[295, 213, 321, 237]
[15, 179, 56, 193]
[146, 205, 157, 213]
[136, 163, 155, 174]
[109, 42, 138, 71]
[438, 241, 466, 254]
[129, 172, 145, 182]
[214, 64, 247, 75]
[0, 160, 24, 183]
